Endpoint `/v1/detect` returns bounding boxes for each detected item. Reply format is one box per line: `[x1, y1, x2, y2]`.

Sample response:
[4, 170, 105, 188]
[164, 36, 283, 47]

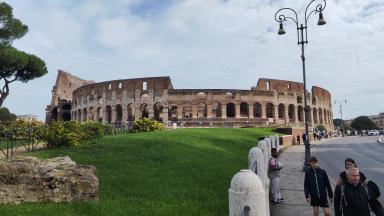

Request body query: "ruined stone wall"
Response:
[46, 72, 334, 130]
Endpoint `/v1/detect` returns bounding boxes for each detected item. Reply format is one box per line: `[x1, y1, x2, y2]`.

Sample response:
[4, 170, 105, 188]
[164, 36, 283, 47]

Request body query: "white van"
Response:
[368, 130, 380, 136]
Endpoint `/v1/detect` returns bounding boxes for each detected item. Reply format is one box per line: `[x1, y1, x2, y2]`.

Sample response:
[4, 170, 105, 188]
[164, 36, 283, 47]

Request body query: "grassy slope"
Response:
[0, 128, 275, 216]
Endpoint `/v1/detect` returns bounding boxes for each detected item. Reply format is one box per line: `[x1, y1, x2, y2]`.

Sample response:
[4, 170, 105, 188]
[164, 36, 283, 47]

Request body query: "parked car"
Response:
[380, 130, 384, 135]
[368, 130, 380, 136]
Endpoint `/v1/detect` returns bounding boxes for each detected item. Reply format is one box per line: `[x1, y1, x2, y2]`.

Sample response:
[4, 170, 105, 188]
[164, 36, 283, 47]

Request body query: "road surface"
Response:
[312, 136, 384, 203]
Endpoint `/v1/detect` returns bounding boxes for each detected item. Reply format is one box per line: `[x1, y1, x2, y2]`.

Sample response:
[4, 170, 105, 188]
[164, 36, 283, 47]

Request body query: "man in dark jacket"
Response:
[334, 167, 371, 216]
[304, 156, 333, 216]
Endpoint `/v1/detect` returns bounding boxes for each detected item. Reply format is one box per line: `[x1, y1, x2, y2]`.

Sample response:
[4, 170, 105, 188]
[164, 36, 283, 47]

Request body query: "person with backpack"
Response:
[334, 167, 371, 216]
[336, 158, 367, 185]
[304, 156, 333, 216]
[336, 158, 384, 216]
[268, 147, 284, 204]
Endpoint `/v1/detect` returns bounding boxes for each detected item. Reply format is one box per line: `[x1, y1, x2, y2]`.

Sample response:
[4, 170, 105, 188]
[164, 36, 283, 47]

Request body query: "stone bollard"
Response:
[258, 141, 271, 216]
[264, 138, 272, 155]
[229, 169, 267, 216]
[269, 135, 276, 149]
[249, 146, 270, 216]
[274, 135, 280, 150]
[248, 147, 267, 183]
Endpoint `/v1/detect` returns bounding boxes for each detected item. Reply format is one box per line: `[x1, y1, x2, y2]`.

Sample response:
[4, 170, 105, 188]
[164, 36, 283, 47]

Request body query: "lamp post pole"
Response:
[335, 99, 347, 136]
[275, 0, 327, 170]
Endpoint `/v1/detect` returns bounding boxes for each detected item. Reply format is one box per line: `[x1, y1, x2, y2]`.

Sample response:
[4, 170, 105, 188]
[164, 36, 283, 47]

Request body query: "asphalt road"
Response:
[312, 136, 384, 203]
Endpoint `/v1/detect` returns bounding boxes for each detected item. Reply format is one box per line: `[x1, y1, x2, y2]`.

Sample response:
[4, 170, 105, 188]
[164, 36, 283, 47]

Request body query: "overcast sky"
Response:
[4, 0, 384, 121]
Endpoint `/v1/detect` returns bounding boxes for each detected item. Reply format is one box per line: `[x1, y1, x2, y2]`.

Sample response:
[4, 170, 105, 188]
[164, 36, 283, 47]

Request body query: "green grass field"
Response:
[0, 128, 275, 216]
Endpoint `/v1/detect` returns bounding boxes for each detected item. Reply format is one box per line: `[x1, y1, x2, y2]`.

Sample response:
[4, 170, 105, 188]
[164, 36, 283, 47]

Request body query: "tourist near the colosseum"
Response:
[304, 156, 333, 216]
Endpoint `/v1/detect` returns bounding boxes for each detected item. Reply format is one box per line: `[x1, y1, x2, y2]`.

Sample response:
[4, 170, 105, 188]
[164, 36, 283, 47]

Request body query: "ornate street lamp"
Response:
[274, 0, 327, 170]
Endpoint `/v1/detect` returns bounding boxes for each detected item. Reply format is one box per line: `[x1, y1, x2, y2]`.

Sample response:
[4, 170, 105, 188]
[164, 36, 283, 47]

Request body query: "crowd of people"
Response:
[268, 153, 383, 216]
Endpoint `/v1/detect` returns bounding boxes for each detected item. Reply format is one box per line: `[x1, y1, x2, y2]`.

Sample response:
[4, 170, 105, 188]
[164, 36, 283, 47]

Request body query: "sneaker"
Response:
[279, 197, 285, 201]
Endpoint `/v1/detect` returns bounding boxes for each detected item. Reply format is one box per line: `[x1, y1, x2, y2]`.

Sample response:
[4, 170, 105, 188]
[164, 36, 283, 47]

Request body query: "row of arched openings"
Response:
[70, 102, 332, 124]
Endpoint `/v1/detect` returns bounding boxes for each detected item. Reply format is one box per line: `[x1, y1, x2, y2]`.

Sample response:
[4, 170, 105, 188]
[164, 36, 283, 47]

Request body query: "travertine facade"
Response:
[46, 71, 334, 130]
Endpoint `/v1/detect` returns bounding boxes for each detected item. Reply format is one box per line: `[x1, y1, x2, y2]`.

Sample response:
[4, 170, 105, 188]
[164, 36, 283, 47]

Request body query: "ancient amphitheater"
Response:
[46, 70, 333, 130]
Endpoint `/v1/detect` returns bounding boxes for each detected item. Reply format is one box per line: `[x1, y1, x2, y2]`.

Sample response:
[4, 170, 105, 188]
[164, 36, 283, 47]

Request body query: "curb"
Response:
[378, 136, 384, 144]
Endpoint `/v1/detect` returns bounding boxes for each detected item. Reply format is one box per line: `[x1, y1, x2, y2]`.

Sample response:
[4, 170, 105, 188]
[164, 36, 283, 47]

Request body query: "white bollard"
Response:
[229, 169, 267, 216]
[257, 141, 271, 216]
[248, 145, 270, 216]
[248, 147, 267, 184]
[269, 136, 276, 149]
[264, 138, 272, 155]
[274, 135, 280, 150]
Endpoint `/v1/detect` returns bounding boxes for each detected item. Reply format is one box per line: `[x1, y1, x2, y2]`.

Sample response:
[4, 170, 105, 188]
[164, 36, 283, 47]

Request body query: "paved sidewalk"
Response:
[270, 139, 338, 216]
[378, 136, 384, 144]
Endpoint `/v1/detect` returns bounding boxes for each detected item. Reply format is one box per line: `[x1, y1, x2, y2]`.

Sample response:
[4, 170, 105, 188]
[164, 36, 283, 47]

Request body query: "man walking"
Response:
[304, 156, 333, 216]
[269, 147, 284, 204]
[334, 167, 372, 216]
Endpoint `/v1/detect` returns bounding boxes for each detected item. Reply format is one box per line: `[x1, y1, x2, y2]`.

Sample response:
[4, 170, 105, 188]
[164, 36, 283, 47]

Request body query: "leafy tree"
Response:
[315, 125, 326, 132]
[0, 107, 16, 122]
[0, 2, 47, 107]
[333, 118, 343, 127]
[351, 116, 378, 130]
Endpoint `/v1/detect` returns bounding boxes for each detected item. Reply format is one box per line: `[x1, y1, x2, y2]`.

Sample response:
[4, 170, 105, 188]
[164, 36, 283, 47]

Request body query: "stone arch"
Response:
[306, 106, 312, 123]
[298, 105, 304, 122]
[288, 104, 295, 121]
[319, 108, 324, 124]
[324, 109, 328, 124]
[106, 105, 112, 123]
[140, 104, 149, 118]
[61, 104, 71, 121]
[115, 104, 122, 122]
[77, 109, 81, 122]
[313, 108, 318, 124]
[154, 103, 163, 121]
[127, 103, 135, 121]
[51, 108, 58, 121]
[240, 102, 249, 117]
[212, 102, 222, 117]
[297, 96, 303, 104]
[253, 102, 262, 118]
[97, 107, 102, 122]
[83, 108, 87, 122]
[168, 102, 178, 119]
[266, 103, 274, 118]
[226, 103, 235, 118]
[197, 102, 207, 118]
[278, 103, 285, 119]
[182, 102, 192, 118]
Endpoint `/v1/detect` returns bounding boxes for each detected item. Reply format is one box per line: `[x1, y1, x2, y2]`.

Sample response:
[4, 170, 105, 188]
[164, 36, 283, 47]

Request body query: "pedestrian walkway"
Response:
[270, 138, 339, 216]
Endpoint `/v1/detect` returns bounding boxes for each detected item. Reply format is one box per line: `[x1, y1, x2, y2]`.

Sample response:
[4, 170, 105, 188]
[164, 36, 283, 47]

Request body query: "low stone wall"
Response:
[279, 135, 294, 147]
[0, 156, 98, 204]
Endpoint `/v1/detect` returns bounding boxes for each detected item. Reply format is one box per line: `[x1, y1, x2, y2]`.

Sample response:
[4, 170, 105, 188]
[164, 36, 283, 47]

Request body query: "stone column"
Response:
[162, 106, 169, 125]
[102, 107, 108, 123]
[248, 104, 254, 119]
[285, 104, 289, 124]
[274, 105, 279, 122]
[111, 107, 117, 123]
[261, 104, 267, 118]
[294, 106, 298, 123]
[207, 104, 212, 118]
[177, 105, 183, 119]
[148, 104, 154, 119]
[235, 103, 240, 118]
[122, 104, 128, 122]
[192, 104, 197, 119]
[222, 104, 227, 119]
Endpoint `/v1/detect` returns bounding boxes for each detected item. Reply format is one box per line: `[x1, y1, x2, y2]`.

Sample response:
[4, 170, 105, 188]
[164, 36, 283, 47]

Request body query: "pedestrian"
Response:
[336, 158, 367, 185]
[297, 135, 301, 144]
[337, 159, 384, 216]
[334, 167, 371, 216]
[304, 156, 333, 216]
[302, 133, 307, 143]
[268, 147, 284, 204]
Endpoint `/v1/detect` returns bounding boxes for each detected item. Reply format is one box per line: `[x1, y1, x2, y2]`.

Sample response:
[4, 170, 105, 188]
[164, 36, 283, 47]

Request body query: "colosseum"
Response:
[46, 70, 334, 130]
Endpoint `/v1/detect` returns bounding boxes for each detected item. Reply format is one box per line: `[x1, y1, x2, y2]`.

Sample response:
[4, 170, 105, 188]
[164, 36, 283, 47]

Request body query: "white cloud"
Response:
[3, 0, 384, 120]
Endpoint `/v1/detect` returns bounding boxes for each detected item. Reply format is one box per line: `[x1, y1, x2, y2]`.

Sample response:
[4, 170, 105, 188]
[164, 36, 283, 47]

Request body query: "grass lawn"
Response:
[0, 128, 276, 216]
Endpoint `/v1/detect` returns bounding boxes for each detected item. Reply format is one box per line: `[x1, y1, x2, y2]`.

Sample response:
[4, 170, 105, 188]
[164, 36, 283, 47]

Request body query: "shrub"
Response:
[38, 121, 85, 148]
[132, 118, 165, 133]
[82, 121, 113, 139]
